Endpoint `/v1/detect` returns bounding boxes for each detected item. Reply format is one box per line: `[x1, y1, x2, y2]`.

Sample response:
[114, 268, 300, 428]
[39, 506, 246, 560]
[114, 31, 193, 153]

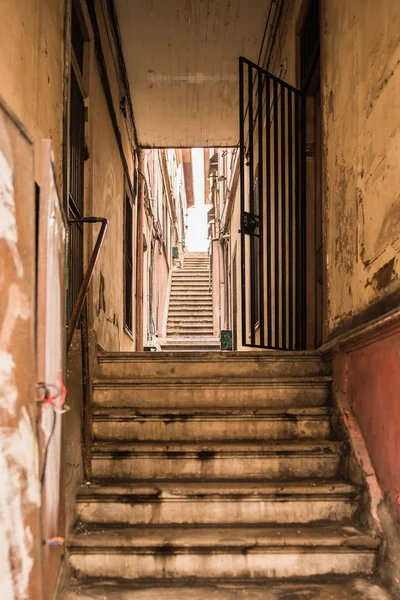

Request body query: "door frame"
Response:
[296, 0, 326, 349]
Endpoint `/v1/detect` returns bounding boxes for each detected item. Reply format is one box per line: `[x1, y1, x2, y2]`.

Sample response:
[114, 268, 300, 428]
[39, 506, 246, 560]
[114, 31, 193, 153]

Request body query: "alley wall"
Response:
[0, 1, 137, 598]
[266, 0, 400, 337]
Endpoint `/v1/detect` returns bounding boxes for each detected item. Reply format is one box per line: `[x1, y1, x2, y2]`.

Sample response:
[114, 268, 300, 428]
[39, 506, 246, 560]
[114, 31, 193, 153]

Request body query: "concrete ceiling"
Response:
[115, 0, 271, 148]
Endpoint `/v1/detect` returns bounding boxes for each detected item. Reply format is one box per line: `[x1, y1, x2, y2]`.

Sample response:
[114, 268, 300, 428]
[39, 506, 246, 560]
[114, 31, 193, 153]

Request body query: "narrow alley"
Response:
[1, 1, 400, 600]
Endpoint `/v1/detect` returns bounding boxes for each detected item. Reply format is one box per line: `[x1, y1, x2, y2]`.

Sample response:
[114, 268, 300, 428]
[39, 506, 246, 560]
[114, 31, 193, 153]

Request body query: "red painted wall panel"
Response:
[349, 333, 400, 520]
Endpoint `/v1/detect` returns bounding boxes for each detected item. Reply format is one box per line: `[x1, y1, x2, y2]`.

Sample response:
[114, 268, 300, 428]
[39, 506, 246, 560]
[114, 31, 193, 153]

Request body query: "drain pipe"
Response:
[135, 149, 145, 351]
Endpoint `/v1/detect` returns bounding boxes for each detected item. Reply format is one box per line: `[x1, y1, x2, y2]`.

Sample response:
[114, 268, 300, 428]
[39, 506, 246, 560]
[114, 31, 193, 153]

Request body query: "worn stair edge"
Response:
[67, 525, 378, 579]
[93, 376, 332, 387]
[68, 524, 380, 551]
[76, 479, 358, 500]
[91, 407, 331, 441]
[91, 440, 342, 455]
[59, 578, 394, 600]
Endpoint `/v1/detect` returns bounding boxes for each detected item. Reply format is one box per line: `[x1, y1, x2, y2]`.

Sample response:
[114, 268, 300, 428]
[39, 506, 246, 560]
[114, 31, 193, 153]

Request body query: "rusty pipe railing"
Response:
[67, 217, 108, 352]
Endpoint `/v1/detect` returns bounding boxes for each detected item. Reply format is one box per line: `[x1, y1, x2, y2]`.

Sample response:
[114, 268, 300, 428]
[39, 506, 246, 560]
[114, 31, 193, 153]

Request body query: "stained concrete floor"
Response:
[61, 578, 394, 599]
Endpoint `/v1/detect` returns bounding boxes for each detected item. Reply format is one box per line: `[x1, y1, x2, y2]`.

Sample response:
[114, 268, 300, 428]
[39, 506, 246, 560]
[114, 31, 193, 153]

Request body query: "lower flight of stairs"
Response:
[61, 351, 387, 599]
[162, 252, 219, 351]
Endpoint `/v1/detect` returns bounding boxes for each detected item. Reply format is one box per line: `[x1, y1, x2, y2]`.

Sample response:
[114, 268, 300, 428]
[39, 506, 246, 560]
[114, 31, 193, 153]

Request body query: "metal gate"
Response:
[239, 57, 306, 350]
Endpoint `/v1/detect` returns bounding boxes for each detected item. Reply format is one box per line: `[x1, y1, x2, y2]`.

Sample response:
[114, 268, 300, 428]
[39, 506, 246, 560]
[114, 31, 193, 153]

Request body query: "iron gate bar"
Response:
[301, 93, 307, 346]
[288, 89, 294, 349]
[266, 76, 272, 344]
[239, 56, 306, 350]
[273, 78, 280, 348]
[239, 57, 246, 347]
[258, 68, 265, 346]
[281, 83, 287, 348]
[247, 61, 256, 346]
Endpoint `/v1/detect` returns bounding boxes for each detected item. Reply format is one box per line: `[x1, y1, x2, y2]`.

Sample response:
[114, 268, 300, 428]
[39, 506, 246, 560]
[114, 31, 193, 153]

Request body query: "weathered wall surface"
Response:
[0, 101, 42, 600]
[266, 0, 400, 335]
[323, 0, 400, 334]
[0, 0, 65, 185]
[0, 2, 137, 599]
[86, 0, 136, 352]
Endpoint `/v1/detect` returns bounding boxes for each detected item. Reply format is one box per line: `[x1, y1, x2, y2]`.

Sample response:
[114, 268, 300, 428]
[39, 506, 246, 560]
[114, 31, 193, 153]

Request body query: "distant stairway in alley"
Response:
[162, 252, 220, 351]
[61, 351, 390, 600]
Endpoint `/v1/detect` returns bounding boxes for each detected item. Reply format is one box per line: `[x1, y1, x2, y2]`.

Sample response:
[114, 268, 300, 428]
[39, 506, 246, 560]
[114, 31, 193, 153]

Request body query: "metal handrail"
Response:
[67, 217, 108, 352]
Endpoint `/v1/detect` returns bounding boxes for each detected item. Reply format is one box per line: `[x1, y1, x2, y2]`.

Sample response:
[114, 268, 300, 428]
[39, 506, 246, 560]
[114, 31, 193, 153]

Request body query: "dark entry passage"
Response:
[239, 57, 306, 350]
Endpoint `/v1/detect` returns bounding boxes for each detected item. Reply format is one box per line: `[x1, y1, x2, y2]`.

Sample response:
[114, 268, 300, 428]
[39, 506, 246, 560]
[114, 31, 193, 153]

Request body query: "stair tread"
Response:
[98, 351, 325, 360]
[68, 524, 379, 550]
[93, 406, 330, 419]
[92, 439, 341, 454]
[77, 479, 357, 499]
[60, 578, 393, 600]
[94, 375, 332, 385]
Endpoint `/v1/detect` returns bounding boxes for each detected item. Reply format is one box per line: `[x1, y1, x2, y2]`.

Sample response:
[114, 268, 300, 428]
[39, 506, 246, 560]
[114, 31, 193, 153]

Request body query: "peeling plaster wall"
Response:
[0, 103, 42, 600]
[1, 0, 136, 355]
[0, 2, 137, 599]
[265, 0, 400, 335]
[323, 0, 400, 333]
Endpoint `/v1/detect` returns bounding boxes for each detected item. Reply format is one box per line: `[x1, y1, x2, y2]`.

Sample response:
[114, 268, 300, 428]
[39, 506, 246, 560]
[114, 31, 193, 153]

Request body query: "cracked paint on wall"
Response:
[0, 136, 40, 599]
[0, 409, 41, 600]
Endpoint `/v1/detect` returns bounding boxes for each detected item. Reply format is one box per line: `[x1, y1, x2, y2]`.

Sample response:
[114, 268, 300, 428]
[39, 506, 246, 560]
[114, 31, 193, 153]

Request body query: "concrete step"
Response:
[168, 303, 213, 310]
[93, 376, 331, 408]
[167, 322, 214, 329]
[173, 271, 210, 276]
[167, 329, 215, 335]
[169, 296, 212, 301]
[68, 525, 378, 580]
[173, 274, 210, 279]
[170, 292, 212, 306]
[160, 345, 221, 351]
[172, 280, 211, 284]
[160, 341, 221, 351]
[167, 313, 213, 319]
[98, 351, 327, 379]
[91, 440, 341, 480]
[167, 330, 215, 337]
[168, 316, 214, 322]
[171, 287, 212, 293]
[171, 281, 211, 286]
[169, 298, 213, 304]
[168, 306, 213, 312]
[167, 329, 214, 335]
[77, 479, 358, 526]
[166, 329, 214, 335]
[92, 406, 331, 441]
[60, 578, 393, 600]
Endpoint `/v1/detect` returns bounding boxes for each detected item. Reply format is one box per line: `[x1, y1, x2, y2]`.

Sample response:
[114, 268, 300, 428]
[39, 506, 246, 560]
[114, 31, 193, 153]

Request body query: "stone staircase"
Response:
[61, 351, 389, 599]
[162, 252, 219, 351]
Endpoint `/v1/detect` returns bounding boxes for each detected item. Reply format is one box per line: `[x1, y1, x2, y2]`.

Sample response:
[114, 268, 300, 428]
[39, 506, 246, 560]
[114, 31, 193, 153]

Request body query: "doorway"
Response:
[300, 0, 324, 348]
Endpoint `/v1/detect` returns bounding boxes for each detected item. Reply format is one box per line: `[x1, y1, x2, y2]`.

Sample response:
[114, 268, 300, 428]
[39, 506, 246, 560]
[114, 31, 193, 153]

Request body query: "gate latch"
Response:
[242, 212, 259, 235]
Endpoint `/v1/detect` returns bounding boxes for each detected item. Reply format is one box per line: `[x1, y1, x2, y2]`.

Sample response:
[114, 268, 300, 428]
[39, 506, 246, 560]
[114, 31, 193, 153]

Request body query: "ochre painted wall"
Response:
[0, 2, 137, 599]
[0, 0, 65, 184]
[266, 0, 400, 335]
[323, 0, 400, 333]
